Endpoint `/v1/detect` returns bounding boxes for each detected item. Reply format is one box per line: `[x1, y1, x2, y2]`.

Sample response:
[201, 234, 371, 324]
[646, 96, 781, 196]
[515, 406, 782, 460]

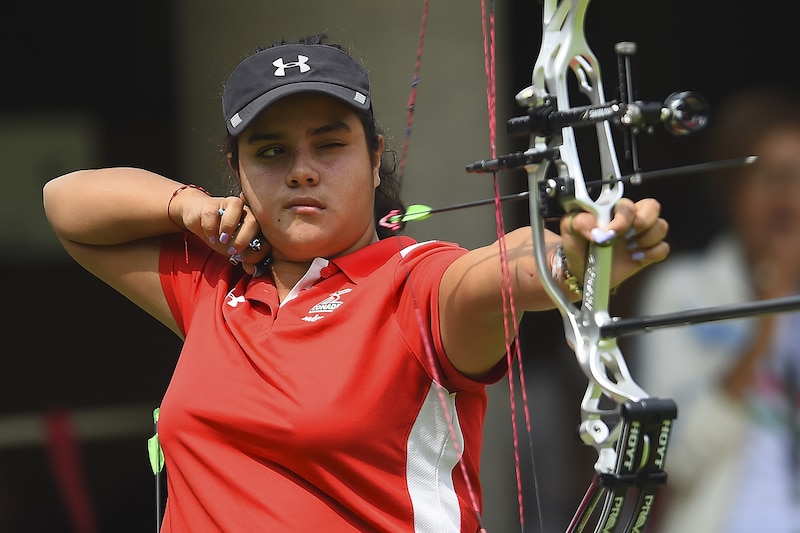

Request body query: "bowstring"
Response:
[480, 1, 539, 531]
[392, 2, 547, 529]
[392, 1, 487, 529]
[397, 0, 430, 182]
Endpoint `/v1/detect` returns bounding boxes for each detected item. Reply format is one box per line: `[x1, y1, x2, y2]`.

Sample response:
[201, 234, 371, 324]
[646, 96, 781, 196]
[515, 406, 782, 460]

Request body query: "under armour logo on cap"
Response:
[222, 43, 373, 135]
[273, 55, 311, 77]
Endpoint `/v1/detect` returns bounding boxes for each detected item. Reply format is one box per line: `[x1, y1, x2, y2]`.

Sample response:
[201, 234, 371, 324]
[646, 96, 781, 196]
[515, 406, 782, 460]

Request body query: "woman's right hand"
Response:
[172, 189, 270, 274]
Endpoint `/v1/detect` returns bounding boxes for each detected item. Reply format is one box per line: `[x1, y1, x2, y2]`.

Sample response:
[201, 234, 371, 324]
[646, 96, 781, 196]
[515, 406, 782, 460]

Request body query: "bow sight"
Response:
[467, 42, 709, 180]
[467, 42, 713, 226]
[505, 87, 708, 139]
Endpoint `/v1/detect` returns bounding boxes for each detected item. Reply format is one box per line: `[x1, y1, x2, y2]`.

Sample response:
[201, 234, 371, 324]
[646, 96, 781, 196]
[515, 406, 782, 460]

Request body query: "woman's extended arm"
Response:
[439, 197, 669, 377]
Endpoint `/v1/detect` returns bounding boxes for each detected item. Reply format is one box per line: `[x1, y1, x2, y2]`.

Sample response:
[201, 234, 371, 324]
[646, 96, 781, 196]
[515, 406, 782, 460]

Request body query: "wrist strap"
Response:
[167, 184, 210, 228]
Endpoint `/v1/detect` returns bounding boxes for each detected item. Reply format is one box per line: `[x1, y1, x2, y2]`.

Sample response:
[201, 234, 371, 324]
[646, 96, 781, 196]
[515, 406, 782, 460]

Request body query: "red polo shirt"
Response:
[156, 232, 506, 532]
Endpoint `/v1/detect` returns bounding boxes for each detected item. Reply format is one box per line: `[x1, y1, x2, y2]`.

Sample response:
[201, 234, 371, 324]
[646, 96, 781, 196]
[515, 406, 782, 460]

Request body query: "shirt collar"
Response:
[330, 235, 416, 283]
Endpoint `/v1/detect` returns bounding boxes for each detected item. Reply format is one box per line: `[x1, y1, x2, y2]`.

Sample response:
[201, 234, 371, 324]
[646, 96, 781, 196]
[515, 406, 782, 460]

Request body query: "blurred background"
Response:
[2, 0, 798, 531]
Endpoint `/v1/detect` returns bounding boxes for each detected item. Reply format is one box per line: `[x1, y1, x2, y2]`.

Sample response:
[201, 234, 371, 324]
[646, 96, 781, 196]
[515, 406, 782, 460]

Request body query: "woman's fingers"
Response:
[564, 198, 666, 245]
[216, 197, 246, 246]
[619, 198, 669, 264]
[225, 205, 270, 268]
[559, 197, 670, 284]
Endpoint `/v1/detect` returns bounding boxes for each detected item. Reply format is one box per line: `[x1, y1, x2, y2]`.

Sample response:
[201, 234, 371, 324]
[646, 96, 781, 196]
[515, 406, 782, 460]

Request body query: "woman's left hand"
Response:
[560, 197, 670, 288]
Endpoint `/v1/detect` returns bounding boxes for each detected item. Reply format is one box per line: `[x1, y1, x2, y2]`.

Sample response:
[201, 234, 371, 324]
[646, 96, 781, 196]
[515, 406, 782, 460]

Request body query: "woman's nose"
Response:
[286, 151, 320, 187]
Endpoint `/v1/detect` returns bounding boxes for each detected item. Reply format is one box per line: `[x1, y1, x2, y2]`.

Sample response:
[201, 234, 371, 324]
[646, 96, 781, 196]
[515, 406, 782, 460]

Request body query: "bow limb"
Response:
[532, 0, 622, 222]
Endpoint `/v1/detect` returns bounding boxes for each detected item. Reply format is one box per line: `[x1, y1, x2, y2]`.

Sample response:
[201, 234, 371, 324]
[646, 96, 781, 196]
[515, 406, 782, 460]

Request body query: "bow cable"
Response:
[397, 0, 430, 183]
[391, 2, 540, 529]
[392, 1, 488, 529]
[480, 1, 543, 531]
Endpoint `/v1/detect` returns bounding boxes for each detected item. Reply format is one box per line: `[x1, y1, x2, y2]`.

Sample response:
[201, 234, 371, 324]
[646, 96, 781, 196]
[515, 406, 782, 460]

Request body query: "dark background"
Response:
[2, 1, 798, 531]
[1, 3, 181, 532]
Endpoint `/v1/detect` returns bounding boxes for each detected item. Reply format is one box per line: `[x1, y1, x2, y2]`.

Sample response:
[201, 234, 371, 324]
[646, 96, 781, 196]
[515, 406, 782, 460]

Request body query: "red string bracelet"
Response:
[167, 184, 210, 228]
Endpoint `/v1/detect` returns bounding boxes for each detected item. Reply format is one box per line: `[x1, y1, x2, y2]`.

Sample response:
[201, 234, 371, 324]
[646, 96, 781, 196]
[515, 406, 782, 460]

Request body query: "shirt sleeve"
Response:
[396, 241, 509, 392]
[159, 232, 230, 337]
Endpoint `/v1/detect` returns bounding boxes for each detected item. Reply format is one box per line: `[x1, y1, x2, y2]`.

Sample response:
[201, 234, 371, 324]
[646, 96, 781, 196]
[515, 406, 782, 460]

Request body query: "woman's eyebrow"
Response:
[246, 132, 281, 144]
[245, 121, 352, 145]
[309, 121, 352, 136]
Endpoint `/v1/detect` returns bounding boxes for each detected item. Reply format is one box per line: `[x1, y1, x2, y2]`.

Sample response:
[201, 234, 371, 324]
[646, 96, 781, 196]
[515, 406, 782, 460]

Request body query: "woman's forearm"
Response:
[43, 167, 195, 245]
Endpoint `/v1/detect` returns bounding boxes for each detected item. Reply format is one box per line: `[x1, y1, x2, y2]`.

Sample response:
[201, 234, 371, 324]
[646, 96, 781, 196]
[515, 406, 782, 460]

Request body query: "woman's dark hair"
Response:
[222, 34, 406, 239]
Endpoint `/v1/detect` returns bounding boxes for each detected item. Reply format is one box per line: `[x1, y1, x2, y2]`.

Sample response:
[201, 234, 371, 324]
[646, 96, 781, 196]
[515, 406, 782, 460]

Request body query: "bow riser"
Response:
[521, 1, 677, 531]
[525, 0, 646, 410]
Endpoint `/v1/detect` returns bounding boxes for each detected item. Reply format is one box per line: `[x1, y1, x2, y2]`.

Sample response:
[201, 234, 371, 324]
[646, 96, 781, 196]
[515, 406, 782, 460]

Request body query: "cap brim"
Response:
[227, 82, 371, 135]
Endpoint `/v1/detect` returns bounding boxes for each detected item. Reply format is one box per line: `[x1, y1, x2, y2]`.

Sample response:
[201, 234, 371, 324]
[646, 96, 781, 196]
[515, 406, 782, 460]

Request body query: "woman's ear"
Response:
[226, 152, 240, 177]
[372, 135, 384, 188]
[373, 135, 385, 171]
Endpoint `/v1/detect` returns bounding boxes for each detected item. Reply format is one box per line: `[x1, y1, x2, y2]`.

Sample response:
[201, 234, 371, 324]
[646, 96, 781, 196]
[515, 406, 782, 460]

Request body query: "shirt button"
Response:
[320, 266, 332, 278]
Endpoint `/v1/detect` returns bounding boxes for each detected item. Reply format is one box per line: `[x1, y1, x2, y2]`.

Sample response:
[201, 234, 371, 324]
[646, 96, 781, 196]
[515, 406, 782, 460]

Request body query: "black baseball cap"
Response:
[222, 43, 372, 135]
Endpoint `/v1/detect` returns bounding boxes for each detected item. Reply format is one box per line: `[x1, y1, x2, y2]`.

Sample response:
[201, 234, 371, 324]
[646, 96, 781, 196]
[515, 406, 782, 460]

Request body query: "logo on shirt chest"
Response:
[225, 288, 246, 307]
[303, 288, 352, 322]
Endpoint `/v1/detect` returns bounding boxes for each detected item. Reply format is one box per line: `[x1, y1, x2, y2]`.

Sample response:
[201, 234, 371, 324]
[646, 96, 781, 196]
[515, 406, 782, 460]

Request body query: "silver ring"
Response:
[218, 207, 225, 216]
[249, 238, 262, 251]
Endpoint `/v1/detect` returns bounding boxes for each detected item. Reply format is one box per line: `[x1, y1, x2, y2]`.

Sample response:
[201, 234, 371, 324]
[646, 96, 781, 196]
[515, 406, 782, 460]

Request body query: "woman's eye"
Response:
[258, 146, 284, 158]
[320, 141, 345, 150]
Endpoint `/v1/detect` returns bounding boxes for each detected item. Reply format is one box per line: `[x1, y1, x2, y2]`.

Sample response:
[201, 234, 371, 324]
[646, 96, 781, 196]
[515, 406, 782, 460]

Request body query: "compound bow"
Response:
[464, 1, 700, 531]
[389, 1, 800, 531]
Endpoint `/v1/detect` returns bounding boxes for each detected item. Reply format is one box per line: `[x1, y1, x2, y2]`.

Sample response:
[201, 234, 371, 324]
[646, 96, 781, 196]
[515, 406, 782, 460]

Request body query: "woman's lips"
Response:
[287, 197, 324, 214]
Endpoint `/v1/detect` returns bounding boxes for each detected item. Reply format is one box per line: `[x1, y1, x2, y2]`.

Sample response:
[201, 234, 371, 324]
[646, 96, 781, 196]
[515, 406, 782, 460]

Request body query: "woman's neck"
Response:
[268, 258, 314, 301]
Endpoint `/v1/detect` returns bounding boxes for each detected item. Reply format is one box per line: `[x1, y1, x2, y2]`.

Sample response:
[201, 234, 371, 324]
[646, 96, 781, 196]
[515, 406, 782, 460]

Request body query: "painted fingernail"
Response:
[219, 232, 230, 244]
[626, 239, 639, 250]
[623, 227, 637, 240]
[249, 238, 262, 252]
[227, 246, 237, 255]
[631, 250, 645, 262]
[208, 235, 217, 245]
[591, 228, 616, 244]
